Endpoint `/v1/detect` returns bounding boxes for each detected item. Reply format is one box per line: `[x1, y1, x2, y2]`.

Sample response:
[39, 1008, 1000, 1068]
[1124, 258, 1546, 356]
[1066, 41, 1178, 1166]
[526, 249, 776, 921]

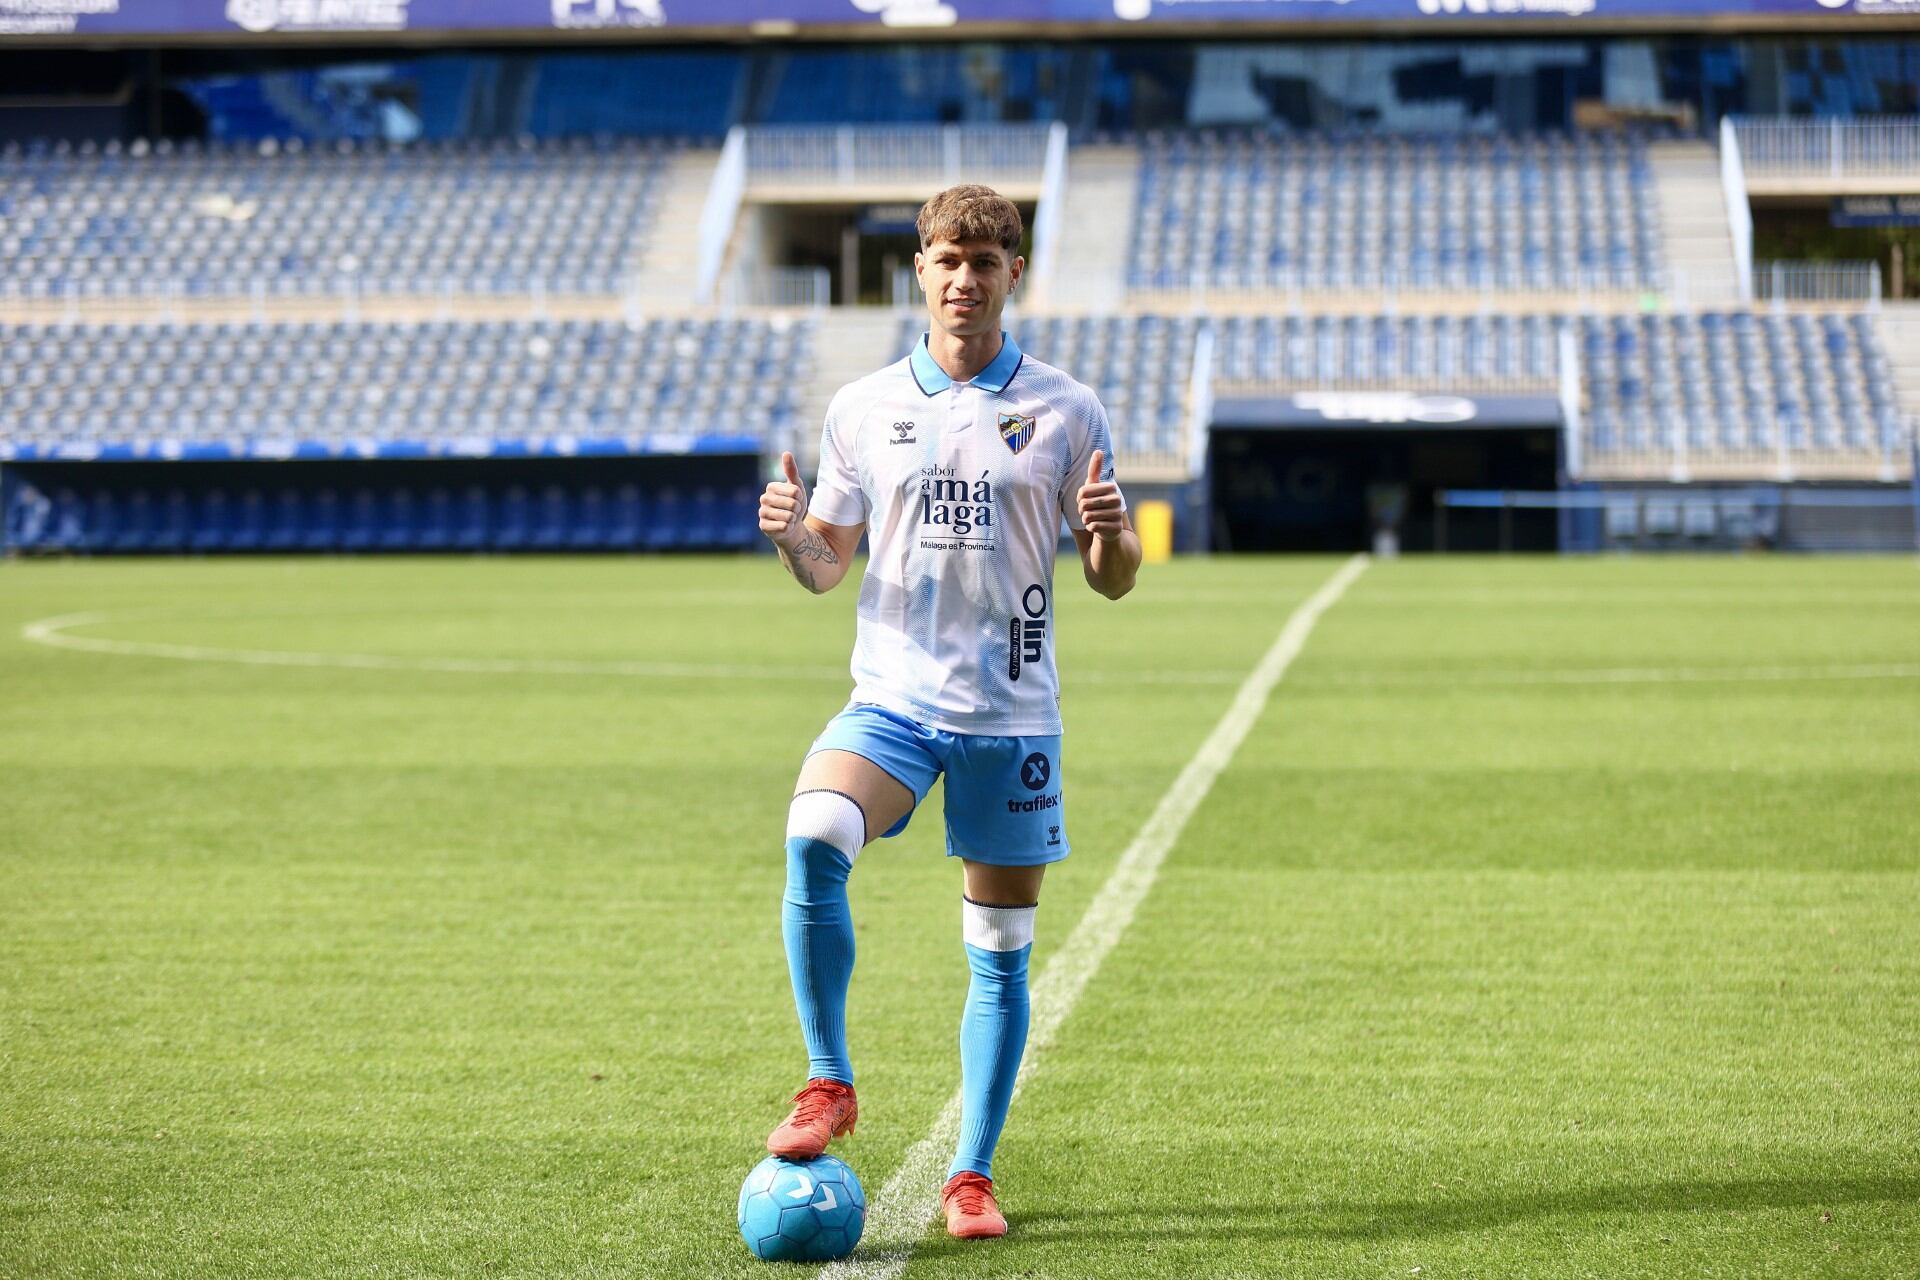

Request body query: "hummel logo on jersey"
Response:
[998, 413, 1036, 455]
[890, 421, 918, 444]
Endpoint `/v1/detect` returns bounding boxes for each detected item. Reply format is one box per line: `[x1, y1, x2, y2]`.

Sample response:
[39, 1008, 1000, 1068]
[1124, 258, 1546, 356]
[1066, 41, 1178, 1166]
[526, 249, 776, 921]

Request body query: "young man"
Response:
[757, 184, 1140, 1239]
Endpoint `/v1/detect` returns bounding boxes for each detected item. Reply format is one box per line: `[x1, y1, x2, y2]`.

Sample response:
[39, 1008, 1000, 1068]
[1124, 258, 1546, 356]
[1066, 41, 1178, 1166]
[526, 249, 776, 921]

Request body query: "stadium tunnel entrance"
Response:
[1206, 392, 1563, 553]
[744, 201, 1036, 308]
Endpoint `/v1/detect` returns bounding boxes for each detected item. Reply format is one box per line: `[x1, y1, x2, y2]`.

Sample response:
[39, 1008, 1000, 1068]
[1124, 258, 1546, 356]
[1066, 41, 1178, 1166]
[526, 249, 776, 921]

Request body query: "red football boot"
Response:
[941, 1172, 1007, 1239]
[766, 1078, 858, 1160]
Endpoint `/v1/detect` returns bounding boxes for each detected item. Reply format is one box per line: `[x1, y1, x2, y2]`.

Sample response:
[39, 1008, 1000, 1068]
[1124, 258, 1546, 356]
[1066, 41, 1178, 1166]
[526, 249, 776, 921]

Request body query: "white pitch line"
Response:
[22, 613, 1920, 692]
[822, 553, 1372, 1280]
[16, 612, 1249, 687]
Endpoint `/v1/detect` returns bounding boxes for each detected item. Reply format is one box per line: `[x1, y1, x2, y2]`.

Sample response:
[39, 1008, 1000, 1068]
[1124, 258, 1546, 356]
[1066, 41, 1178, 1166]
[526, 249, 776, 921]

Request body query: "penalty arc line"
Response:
[821, 552, 1372, 1280]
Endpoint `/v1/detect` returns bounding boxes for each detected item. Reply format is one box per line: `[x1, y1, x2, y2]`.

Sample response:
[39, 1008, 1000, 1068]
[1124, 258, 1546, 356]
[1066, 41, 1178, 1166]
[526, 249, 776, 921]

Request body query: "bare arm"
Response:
[760, 450, 864, 594]
[776, 515, 864, 595]
[1073, 519, 1141, 601]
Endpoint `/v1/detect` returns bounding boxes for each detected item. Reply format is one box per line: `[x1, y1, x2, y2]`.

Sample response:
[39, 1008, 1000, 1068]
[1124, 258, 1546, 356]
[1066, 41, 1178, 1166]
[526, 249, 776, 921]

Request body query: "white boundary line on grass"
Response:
[819, 553, 1372, 1280]
[21, 612, 1920, 691]
[16, 612, 1240, 686]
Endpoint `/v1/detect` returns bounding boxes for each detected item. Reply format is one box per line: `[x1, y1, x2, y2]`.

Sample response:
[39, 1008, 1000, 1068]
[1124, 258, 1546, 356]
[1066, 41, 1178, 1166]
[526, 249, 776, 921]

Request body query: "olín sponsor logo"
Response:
[1008, 582, 1046, 682]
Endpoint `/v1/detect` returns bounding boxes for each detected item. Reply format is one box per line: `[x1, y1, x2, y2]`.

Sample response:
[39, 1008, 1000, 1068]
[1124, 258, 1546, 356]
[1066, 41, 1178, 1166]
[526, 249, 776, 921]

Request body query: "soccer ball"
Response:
[737, 1154, 867, 1263]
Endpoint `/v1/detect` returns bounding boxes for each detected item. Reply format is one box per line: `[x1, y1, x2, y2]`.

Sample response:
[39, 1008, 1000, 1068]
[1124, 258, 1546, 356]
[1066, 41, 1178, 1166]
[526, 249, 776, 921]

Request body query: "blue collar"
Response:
[908, 332, 1023, 397]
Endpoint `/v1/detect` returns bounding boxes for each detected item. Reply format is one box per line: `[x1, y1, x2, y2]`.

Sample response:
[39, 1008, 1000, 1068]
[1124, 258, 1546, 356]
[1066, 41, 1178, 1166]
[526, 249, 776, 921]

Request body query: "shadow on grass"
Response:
[905, 1170, 1920, 1257]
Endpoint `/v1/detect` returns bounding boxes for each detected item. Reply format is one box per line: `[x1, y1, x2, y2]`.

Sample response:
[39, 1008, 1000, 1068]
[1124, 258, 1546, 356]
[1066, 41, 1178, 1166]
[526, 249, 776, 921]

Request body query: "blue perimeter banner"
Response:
[2, 0, 1915, 38]
[0, 433, 766, 462]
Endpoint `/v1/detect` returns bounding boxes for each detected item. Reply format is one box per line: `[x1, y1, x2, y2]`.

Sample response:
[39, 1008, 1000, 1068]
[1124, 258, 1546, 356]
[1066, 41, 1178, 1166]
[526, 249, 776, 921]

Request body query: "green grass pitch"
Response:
[2, 553, 1917, 1278]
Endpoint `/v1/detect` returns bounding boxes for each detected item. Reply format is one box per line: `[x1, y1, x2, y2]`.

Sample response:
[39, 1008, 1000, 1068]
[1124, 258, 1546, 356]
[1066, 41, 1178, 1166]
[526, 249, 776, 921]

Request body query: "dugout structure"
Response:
[0, 453, 762, 555]
[1207, 391, 1565, 553]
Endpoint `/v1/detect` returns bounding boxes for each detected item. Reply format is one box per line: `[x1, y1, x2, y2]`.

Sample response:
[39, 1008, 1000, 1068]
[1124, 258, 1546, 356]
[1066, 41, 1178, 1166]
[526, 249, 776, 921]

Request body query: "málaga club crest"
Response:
[998, 413, 1036, 455]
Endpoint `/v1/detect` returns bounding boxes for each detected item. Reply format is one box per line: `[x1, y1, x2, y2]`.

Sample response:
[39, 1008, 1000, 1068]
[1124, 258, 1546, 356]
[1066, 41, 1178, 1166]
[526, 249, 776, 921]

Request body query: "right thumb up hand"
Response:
[759, 450, 810, 547]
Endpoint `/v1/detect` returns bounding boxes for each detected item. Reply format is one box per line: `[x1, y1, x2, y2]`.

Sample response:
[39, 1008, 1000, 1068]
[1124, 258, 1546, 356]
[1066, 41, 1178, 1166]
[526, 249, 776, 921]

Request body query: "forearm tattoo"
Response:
[785, 529, 839, 592]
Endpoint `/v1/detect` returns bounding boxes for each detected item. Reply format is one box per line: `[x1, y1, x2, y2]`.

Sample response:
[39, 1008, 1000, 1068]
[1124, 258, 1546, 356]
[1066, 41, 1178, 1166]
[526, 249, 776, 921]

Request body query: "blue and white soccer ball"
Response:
[737, 1154, 867, 1263]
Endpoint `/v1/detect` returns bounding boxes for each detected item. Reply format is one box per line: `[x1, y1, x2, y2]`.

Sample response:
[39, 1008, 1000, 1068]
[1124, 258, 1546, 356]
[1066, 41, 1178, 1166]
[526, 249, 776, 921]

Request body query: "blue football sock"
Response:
[950, 900, 1036, 1181]
[781, 791, 866, 1086]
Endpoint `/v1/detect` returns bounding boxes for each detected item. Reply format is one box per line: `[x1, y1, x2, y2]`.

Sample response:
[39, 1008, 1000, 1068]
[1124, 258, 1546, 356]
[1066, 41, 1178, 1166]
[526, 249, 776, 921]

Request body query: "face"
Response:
[915, 237, 1023, 339]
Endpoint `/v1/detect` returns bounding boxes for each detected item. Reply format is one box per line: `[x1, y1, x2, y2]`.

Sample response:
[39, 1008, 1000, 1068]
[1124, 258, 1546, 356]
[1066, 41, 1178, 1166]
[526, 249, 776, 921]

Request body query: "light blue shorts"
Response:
[807, 703, 1069, 867]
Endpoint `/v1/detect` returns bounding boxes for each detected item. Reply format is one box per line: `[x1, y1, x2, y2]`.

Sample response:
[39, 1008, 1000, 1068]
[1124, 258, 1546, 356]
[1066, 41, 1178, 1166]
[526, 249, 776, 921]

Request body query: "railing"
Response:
[1130, 264, 1664, 308]
[1558, 326, 1584, 480]
[1719, 116, 1755, 304]
[1753, 260, 1883, 309]
[741, 125, 1054, 184]
[1210, 370, 1561, 396]
[1030, 122, 1070, 303]
[1184, 324, 1216, 479]
[1436, 485, 1920, 553]
[0, 271, 641, 322]
[1731, 116, 1920, 179]
[890, 265, 921, 311]
[720, 266, 832, 310]
[697, 126, 749, 305]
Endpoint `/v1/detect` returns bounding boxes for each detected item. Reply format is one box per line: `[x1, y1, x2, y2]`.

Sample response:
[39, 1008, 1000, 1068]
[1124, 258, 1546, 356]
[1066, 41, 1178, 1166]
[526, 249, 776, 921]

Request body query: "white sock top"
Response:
[787, 790, 868, 862]
[963, 898, 1036, 952]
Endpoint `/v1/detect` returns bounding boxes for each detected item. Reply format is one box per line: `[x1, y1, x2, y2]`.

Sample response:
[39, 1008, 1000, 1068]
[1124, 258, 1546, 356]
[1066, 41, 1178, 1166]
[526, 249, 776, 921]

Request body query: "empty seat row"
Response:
[5, 482, 761, 554]
[0, 135, 673, 299]
[0, 316, 813, 452]
[1130, 130, 1662, 292]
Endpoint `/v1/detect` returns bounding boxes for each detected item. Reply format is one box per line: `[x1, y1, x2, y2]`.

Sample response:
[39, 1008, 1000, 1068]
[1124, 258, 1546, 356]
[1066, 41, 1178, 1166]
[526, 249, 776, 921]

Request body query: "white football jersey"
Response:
[808, 332, 1123, 737]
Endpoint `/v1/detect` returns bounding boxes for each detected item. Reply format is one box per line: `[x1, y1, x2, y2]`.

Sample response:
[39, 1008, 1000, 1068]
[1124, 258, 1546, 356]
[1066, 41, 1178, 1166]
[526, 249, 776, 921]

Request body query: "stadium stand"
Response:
[1128, 130, 1663, 294]
[0, 316, 812, 456]
[1580, 312, 1906, 471]
[0, 135, 674, 300]
[2, 99, 1913, 553]
[892, 313, 1203, 470]
[1209, 310, 1904, 474]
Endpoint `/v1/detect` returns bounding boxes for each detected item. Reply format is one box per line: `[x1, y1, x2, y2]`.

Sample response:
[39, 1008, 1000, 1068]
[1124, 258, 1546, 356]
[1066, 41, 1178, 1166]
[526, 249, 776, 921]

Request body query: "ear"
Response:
[1009, 254, 1025, 289]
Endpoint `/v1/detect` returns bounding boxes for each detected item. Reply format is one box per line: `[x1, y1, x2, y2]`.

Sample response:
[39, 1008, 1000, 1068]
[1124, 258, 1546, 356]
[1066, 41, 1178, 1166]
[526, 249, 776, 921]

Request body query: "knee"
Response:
[785, 790, 866, 903]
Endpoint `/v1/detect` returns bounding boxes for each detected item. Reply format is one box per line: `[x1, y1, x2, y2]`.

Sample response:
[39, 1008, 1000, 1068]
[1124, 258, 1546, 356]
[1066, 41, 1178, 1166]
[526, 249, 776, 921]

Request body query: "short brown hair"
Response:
[916, 184, 1023, 253]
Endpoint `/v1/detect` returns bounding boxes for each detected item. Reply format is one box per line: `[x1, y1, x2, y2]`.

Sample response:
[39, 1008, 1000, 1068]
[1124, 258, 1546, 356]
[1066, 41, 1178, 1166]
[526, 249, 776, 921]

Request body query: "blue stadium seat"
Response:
[416, 487, 454, 551]
[151, 489, 192, 552]
[265, 489, 303, 551]
[454, 486, 490, 551]
[341, 488, 380, 552]
[646, 487, 687, 551]
[530, 484, 569, 550]
[493, 485, 531, 550]
[568, 485, 609, 550]
[609, 483, 645, 548]
[191, 490, 231, 551]
[230, 489, 268, 551]
[302, 489, 340, 551]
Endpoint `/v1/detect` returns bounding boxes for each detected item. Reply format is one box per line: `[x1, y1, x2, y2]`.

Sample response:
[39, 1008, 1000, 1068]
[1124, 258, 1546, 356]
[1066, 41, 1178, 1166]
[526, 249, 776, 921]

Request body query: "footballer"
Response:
[757, 184, 1139, 1239]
